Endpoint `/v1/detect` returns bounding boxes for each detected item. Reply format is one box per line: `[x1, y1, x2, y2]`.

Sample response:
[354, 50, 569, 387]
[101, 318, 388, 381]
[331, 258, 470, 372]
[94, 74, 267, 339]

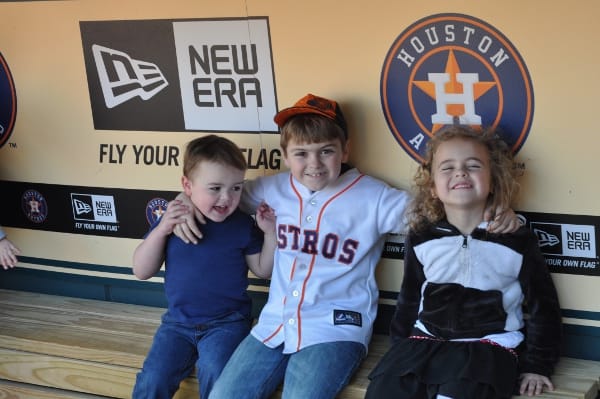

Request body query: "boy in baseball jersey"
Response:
[174, 94, 519, 399]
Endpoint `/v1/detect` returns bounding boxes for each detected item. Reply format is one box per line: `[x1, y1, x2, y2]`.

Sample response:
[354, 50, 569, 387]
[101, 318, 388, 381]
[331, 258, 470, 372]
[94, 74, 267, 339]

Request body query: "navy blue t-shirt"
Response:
[149, 209, 263, 324]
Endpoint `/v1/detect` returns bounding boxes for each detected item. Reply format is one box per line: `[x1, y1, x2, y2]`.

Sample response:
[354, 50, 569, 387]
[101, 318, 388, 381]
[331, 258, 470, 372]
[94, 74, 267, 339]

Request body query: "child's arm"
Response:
[133, 200, 190, 280]
[390, 233, 424, 341]
[518, 229, 562, 390]
[519, 373, 554, 396]
[246, 202, 276, 279]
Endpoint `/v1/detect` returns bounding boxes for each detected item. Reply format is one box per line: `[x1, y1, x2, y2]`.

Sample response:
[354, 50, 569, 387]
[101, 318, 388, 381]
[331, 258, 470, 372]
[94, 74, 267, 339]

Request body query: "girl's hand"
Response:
[519, 373, 554, 396]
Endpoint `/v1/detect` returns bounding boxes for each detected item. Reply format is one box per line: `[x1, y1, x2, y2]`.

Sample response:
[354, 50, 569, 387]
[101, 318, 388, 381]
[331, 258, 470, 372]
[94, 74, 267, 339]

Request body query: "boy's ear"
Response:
[181, 175, 192, 196]
[282, 150, 291, 169]
[342, 139, 351, 163]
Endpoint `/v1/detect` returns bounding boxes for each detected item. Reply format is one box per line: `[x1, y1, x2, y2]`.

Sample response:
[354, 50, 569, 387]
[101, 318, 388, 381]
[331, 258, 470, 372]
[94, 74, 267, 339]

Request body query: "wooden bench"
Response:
[0, 288, 598, 399]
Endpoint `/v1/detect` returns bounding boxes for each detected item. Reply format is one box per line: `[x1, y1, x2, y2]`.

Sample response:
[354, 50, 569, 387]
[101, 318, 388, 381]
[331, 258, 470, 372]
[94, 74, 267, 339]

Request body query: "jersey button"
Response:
[306, 215, 313, 222]
[288, 318, 295, 325]
[310, 199, 317, 205]
[292, 290, 299, 297]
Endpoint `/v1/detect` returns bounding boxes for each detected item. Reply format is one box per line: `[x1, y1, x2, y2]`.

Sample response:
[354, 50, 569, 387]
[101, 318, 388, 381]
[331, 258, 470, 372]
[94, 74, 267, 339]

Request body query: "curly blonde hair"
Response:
[408, 125, 519, 233]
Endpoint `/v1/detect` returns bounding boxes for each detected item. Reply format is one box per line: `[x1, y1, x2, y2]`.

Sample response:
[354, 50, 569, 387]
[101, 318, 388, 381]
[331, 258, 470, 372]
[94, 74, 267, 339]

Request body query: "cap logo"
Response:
[307, 97, 335, 115]
[380, 13, 534, 163]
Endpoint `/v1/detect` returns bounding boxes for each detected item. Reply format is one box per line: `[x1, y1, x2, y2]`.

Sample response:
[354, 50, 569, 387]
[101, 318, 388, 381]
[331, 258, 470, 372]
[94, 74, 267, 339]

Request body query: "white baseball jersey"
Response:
[240, 168, 410, 353]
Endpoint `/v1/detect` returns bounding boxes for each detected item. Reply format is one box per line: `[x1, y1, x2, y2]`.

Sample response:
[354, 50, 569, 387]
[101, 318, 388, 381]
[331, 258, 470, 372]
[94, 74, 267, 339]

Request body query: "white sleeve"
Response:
[377, 184, 412, 235]
[240, 177, 264, 214]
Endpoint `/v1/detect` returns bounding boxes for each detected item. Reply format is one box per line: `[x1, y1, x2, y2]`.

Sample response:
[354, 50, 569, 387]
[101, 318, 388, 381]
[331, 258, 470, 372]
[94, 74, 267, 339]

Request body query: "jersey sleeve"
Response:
[375, 182, 411, 235]
[517, 229, 562, 377]
[240, 177, 265, 215]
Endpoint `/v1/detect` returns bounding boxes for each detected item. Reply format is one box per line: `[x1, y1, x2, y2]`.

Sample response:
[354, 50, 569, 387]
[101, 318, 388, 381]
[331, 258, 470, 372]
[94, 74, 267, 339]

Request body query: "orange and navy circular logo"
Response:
[145, 197, 169, 226]
[381, 13, 534, 163]
[21, 189, 48, 224]
[0, 52, 17, 148]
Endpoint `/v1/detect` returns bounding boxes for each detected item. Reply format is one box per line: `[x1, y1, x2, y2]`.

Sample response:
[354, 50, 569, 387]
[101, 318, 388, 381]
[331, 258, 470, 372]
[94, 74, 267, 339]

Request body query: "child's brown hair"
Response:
[183, 135, 247, 178]
[408, 125, 518, 232]
[279, 114, 347, 153]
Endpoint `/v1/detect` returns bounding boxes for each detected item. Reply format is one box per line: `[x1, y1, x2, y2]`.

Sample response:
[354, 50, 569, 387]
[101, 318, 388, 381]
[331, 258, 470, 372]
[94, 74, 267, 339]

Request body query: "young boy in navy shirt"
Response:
[132, 135, 276, 399]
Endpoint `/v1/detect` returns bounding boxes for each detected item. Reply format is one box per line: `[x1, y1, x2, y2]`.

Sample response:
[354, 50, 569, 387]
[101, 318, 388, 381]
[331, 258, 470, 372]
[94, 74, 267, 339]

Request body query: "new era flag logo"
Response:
[92, 44, 169, 108]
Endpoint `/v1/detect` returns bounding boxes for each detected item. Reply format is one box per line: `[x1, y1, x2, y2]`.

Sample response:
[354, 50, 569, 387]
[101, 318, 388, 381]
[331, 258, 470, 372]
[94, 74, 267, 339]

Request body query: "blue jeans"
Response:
[208, 335, 366, 399]
[132, 311, 251, 399]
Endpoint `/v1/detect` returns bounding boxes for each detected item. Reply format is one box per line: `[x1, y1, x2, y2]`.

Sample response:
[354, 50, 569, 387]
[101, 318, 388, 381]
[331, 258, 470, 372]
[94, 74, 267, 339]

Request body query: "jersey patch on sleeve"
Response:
[333, 310, 362, 327]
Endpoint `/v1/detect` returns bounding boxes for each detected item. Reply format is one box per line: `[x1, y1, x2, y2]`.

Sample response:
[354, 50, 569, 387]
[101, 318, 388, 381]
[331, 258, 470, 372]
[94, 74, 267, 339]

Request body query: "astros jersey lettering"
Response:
[240, 168, 410, 353]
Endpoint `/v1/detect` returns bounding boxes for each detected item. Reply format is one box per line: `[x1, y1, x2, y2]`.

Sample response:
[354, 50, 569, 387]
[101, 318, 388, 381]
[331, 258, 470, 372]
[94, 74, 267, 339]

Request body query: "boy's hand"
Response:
[485, 207, 521, 234]
[519, 373, 553, 396]
[172, 192, 205, 244]
[255, 202, 276, 235]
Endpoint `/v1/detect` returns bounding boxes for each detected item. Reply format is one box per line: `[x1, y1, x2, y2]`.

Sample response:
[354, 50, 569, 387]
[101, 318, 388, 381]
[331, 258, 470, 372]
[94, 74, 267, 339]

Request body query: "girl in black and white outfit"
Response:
[365, 125, 562, 399]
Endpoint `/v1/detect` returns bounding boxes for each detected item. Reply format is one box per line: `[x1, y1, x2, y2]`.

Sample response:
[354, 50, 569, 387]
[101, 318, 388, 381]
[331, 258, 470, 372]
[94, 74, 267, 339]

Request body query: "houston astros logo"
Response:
[381, 13, 534, 163]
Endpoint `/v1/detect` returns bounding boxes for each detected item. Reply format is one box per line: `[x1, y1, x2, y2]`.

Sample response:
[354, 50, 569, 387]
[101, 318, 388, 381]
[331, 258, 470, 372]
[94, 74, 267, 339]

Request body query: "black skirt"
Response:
[367, 335, 518, 399]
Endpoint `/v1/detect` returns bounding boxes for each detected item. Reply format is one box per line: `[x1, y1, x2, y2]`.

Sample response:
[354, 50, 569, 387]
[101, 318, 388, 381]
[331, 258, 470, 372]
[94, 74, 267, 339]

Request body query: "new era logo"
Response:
[92, 44, 168, 108]
[71, 193, 118, 223]
[531, 222, 596, 258]
[533, 228, 560, 248]
[72, 198, 93, 216]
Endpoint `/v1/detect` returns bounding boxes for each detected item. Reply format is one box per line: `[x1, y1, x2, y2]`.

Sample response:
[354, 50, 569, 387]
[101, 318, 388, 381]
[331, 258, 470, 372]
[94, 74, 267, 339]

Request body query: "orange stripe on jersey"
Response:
[316, 174, 365, 231]
[263, 324, 283, 344]
[296, 253, 317, 351]
[289, 174, 304, 225]
[294, 173, 365, 351]
[290, 258, 297, 280]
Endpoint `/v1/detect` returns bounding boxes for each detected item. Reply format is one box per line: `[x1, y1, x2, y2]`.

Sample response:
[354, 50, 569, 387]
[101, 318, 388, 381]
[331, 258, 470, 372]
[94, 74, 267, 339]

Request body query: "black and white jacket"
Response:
[390, 220, 562, 377]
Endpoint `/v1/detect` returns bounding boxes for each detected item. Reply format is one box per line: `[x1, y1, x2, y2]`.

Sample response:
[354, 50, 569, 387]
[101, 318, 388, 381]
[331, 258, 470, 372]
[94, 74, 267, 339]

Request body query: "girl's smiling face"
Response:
[431, 137, 492, 213]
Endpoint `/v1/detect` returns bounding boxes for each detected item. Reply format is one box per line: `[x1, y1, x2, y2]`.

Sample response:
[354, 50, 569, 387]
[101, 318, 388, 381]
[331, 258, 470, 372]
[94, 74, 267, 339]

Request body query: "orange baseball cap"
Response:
[274, 93, 348, 138]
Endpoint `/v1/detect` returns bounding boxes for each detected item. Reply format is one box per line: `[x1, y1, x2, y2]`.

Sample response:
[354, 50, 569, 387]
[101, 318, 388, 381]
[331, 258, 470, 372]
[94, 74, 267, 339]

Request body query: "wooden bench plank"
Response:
[0, 320, 149, 368]
[555, 357, 600, 385]
[0, 289, 598, 399]
[512, 374, 597, 399]
[0, 348, 137, 398]
[0, 290, 164, 322]
[0, 349, 200, 399]
[0, 378, 113, 398]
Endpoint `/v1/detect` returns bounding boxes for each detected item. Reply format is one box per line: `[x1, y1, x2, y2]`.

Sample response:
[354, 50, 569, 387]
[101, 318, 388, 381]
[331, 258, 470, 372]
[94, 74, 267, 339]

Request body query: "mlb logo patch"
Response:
[333, 310, 362, 327]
